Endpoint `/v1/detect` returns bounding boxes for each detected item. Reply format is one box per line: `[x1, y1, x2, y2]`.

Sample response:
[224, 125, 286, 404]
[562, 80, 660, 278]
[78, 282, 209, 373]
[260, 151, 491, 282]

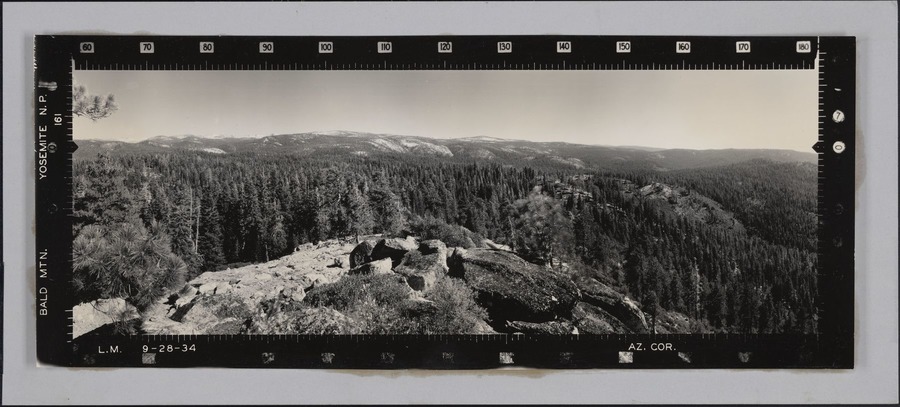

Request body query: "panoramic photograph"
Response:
[71, 68, 818, 337]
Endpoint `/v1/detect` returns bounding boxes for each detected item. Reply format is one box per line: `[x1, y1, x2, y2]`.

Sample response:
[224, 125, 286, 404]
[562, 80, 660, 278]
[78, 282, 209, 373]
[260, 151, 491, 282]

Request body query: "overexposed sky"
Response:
[74, 69, 816, 152]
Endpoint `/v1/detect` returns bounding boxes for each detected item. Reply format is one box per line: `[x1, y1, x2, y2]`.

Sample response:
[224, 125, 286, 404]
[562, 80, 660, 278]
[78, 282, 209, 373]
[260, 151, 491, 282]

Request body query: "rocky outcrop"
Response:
[139, 239, 357, 335]
[447, 248, 580, 323]
[123, 235, 674, 337]
[370, 237, 419, 268]
[507, 319, 576, 335]
[575, 276, 648, 333]
[72, 298, 140, 338]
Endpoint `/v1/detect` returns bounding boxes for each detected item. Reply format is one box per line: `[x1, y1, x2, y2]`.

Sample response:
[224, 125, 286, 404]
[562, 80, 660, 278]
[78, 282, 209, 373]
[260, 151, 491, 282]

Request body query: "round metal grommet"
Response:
[833, 141, 846, 154]
[832, 110, 845, 123]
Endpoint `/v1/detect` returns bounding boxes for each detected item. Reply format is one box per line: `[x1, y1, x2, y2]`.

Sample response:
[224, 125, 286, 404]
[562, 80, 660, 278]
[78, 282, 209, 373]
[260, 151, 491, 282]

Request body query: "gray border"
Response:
[3, 1, 897, 404]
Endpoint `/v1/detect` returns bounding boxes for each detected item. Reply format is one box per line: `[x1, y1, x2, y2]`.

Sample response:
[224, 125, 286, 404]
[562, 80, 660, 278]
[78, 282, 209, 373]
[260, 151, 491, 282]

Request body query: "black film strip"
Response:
[34, 35, 855, 369]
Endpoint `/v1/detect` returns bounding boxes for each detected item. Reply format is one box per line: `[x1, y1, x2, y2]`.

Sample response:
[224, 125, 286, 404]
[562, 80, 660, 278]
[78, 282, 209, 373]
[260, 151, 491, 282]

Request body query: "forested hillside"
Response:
[73, 136, 818, 334]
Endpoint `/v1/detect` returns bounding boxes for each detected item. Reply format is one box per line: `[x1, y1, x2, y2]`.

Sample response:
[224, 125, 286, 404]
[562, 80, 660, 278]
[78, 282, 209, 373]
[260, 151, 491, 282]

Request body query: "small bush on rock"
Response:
[422, 276, 490, 334]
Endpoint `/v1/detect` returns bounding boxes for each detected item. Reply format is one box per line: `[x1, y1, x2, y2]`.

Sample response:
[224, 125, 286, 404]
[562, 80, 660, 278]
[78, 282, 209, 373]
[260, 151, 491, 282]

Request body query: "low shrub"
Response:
[194, 292, 253, 320]
[300, 272, 490, 334]
[305, 273, 411, 310]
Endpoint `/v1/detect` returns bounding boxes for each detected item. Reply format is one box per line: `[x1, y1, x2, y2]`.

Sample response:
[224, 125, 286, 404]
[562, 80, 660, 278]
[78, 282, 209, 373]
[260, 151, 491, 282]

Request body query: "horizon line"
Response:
[78, 130, 817, 154]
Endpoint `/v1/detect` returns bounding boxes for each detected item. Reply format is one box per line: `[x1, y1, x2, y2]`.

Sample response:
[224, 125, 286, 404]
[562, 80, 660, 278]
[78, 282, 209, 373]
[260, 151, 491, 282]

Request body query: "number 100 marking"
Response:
[318, 42, 333, 53]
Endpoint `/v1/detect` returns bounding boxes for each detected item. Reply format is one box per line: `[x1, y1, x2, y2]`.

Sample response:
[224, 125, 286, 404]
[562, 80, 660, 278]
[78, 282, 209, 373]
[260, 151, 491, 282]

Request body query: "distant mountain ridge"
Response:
[77, 131, 816, 171]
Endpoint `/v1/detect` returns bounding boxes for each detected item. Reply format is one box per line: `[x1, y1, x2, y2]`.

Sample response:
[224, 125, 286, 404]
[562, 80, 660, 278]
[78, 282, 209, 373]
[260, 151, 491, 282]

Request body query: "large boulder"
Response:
[418, 239, 448, 258]
[349, 240, 378, 268]
[394, 251, 447, 291]
[575, 276, 648, 333]
[166, 293, 252, 334]
[348, 258, 394, 275]
[172, 300, 218, 326]
[73, 298, 140, 338]
[571, 301, 629, 334]
[370, 237, 419, 268]
[447, 248, 580, 323]
[507, 319, 576, 335]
